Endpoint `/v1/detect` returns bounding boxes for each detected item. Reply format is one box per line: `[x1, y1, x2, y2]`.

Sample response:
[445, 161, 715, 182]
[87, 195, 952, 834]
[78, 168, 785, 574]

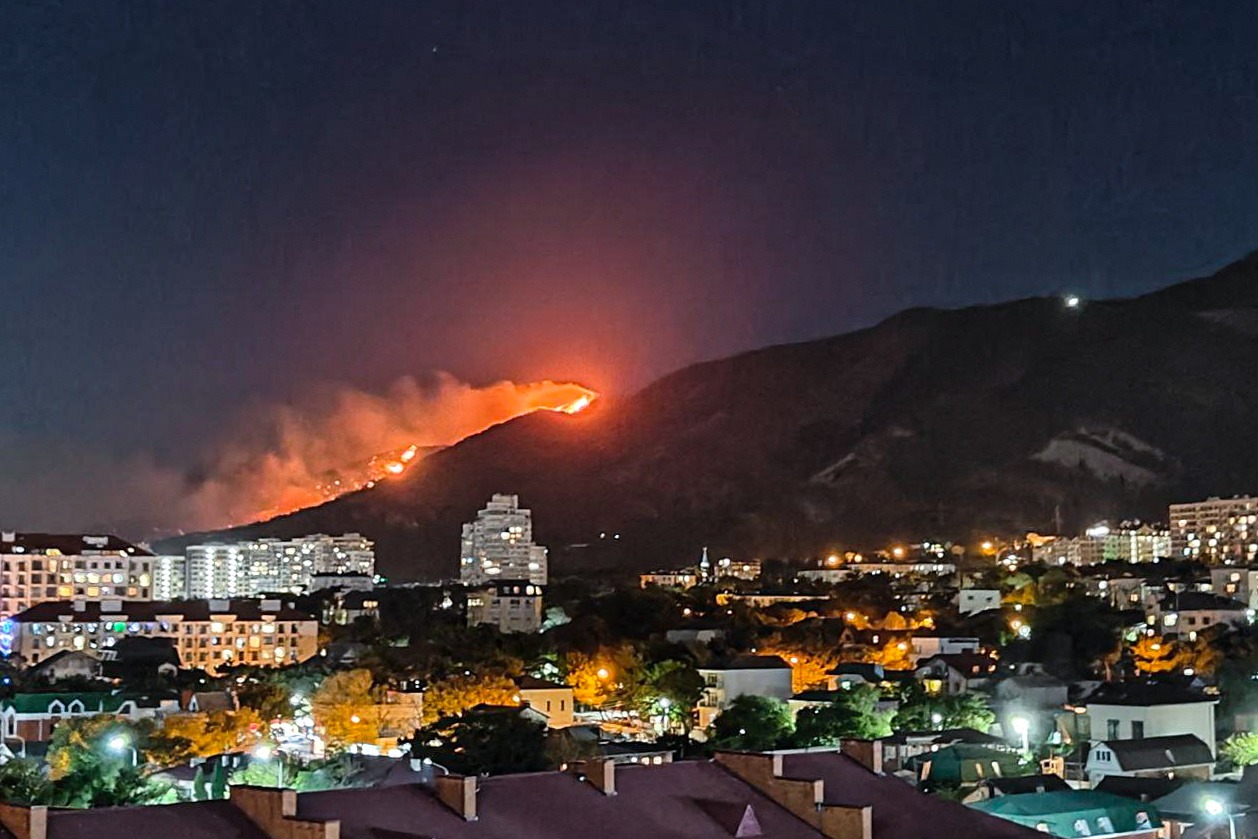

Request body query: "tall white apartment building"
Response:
[1032, 522, 1171, 566]
[150, 555, 188, 600]
[185, 533, 376, 598]
[460, 494, 547, 586]
[1170, 497, 1258, 564]
[0, 533, 156, 616]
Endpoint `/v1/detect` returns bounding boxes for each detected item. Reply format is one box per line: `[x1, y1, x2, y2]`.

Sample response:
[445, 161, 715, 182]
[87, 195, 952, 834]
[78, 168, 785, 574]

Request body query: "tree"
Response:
[0, 759, 51, 805]
[312, 669, 380, 748]
[421, 673, 518, 724]
[236, 677, 294, 721]
[408, 708, 549, 776]
[155, 708, 266, 761]
[707, 695, 794, 752]
[642, 660, 704, 728]
[791, 686, 892, 746]
[43, 717, 167, 807]
[1222, 732, 1258, 768]
[893, 686, 995, 733]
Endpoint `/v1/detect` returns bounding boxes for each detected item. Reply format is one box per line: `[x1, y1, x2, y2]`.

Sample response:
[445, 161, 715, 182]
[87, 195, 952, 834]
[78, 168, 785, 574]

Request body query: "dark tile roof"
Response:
[986, 774, 1071, 795]
[1158, 591, 1248, 611]
[12, 598, 314, 623]
[706, 654, 791, 671]
[1099, 734, 1215, 771]
[779, 751, 1040, 838]
[0, 532, 152, 557]
[297, 761, 832, 838]
[918, 652, 998, 676]
[39, 800, 269, 839]
[1084, 679, 1215, 706]
[1093, 775, 1184, 802]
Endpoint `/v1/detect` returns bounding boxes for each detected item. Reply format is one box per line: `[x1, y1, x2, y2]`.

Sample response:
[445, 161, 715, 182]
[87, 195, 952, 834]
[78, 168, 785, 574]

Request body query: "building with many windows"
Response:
[4, 598, 318, 674]
[0, 532, 156, 616]
[459, 494, 547, 586]
[1170, 496, 1258, 563]
[184, 533, 376, 598]
[466, 580, 544, 633]
[1032, 522, 1171, 566]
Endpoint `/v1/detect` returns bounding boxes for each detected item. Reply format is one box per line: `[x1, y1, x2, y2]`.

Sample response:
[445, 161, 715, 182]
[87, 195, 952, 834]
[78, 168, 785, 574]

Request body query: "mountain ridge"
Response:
[158, 251, 1258, 580]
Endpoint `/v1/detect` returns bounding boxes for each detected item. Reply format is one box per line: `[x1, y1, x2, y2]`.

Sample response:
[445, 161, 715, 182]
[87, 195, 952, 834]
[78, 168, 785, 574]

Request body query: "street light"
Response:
[253, 744, 284, 788]
[1203, 797, 1238, 839]
[106, 733, 138, 767]
[1011, 716, 1030, 755]
[930, 712, 943, 728]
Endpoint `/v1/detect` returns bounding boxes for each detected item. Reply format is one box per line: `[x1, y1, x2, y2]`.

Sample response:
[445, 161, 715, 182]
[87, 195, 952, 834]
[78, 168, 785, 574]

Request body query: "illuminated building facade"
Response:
[185, 533, 376, 598]
[1170, 497, 1258, 563]
[459, 494, 547, 586]
[0, 533, 155, 617]
[5, 598, 318, 674]
[1032, 522, 1171, 566]
[466, 580, 544, 633]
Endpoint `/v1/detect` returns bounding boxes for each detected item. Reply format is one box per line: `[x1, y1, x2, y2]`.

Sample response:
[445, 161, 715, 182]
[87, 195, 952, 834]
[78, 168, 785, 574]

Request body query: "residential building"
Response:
[696, 654, 793, 729]
[714, 592, 821, 608]
[971, 789, 1162, 838]
[513, 675, 574, 728]
[1155, 591, 1251, 633]
[0, 532, 156, 616]
[459, 494, 547, 586]
[882, 729, 1008, 773]
[958, 589, 1001, 616]
[638, 570, 698, 589]
[800, 558, 957, 581]
[712, 556, 761, 581]
[0, 691, 174, 743]
[1170, 496, 1258, 563]
[5, 598, 318, 675]
[1033, 522, 1170, 566]
[466, 580, 543, 633]
[0, 750, 1042, 839]
[1082, 680, 1218, 757]
[908, 744, 1022, 784]
[322, 589, 381, 626]
[25, 649, 102, 684]
[915, 652, 997, 695]
[992, 665, 1069, 708]
[310, 572, 375, 592]
[909, 634, 980, 663]
[1210, 566, 1258, 608]
[1084, 734, 1215, 785]
[185, 533, 376, 598]
[150, 554, 187, 600]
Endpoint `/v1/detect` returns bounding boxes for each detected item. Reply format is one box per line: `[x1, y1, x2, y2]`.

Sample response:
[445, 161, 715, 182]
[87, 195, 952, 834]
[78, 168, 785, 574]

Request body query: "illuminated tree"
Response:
[0, 760, 51, 805]
[894, 686, 995, 733]
[707, 695, 794, 751]
[44, 717, 167, 807]
[408, 708, 549, 776]
[312, 669, 381, 748]
[761, 647, 836, 693]
[791, 685, 893, 746]
[421, 672, 518, 724]
[1130, 635, 1181, 674]
[157, 708, 265, 760]
[564, 649, 636, 708]
[1222, 732, 1258, 768]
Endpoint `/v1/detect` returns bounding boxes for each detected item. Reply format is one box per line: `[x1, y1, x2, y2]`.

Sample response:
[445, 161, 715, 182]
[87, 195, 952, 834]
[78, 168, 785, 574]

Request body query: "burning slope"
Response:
[178, 375, 598, 528]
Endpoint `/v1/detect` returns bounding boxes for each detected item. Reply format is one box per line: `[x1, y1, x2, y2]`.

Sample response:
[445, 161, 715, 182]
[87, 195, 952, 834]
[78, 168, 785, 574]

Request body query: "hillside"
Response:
[159, 252, 1258, 580]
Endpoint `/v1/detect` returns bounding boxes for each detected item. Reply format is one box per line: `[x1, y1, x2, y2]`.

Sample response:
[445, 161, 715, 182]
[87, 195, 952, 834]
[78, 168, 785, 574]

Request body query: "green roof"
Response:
[911, 744, 1024, 783]
[971, 790, 1162, 837]
[1, 692, 128, 714]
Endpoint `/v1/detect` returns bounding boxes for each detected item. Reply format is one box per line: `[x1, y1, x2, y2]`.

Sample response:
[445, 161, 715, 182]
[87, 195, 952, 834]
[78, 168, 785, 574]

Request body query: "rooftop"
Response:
[0, 532, 151, 557]
[12, 598, 315, 624]
[703, 654, 792, 671]
[1159, 591, 1249, 611]
[1084, 678, 1215, 706]
[1095, 734, 1215, 771]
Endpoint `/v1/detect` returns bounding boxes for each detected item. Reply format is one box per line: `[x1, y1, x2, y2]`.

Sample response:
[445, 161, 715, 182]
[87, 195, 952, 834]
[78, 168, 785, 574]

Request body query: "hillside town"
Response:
[0, 494, 1258, 837]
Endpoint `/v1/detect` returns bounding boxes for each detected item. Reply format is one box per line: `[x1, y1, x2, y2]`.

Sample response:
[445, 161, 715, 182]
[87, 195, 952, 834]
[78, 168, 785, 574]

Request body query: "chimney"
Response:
[0, 803, 47, 839]
[840, 739, 883, 774]
[568, 758, 616, 795]
[434, 774, 477, 821]
[229, 785, 339, 839]
[1, 532, 14, 543]
[72, 600, 86, 613]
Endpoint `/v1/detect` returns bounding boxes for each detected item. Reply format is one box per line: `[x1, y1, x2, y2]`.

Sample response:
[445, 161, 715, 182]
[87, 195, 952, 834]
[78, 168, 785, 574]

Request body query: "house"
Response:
[970, 790, 1161, 838]
[993, 665, 1069, 708]
[882, 728, 1008, 772]
[637, 570, 698, 589]
[466, 580, 544, 633]
[908, 744, 1024, 786]
[513, 675, 574, 728]
[1082, 679, 1218, 757]
[915, 652, 998, 694]
[0, 691, 174, 743]
[1209, 566, 1258, 608]
[966, 773, 1071, 803]
[25, 650, 102, 684]
[663, 622, 725, 646]
[99, 636, 181, 684]
[696, 655, 793, 729]
[958, 589, 1002, 616]
[825, 662, 887, 690]
[322, 589, 381, 626]
[909, 634, 980, 663]
[1156, 591, 1251, 632]
[1149, 780, 1247, 837]
[1085, 734, 1215, 785]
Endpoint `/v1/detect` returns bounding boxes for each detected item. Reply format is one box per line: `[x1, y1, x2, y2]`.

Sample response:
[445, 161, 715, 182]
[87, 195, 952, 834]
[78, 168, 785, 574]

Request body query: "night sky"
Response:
[4, 1, 1258, 532]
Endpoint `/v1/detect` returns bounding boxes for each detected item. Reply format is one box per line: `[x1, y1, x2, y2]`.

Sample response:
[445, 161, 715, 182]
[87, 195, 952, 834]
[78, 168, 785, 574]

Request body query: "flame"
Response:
[384, 462, 405, 474]
[558, 394, 594, 414]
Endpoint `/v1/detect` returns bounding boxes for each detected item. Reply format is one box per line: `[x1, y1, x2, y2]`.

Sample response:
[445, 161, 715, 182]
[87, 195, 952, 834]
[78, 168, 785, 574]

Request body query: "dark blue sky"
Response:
[3, 1, 1258, 529]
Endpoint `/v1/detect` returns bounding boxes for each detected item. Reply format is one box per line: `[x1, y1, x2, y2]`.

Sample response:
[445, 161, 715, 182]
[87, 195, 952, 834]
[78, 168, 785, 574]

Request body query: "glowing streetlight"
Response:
[596, 668, 610, 681]
[1011, 716, 1030, 754]
[106, 733, 138, 767]
[930, 712, 943, 728]
[1063, 294, 1081, 309]
[1203, 798, 1238, 839]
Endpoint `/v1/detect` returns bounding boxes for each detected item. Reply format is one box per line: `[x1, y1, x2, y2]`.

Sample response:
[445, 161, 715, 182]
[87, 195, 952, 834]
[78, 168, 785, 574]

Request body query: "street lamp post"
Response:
[254, 744, 285, 787]
[1204, 798, 1239, 839]
[106, 734, 138, 767]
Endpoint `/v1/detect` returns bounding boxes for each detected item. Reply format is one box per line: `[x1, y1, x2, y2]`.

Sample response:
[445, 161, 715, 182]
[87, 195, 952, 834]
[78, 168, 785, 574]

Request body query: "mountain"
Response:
[159, 252, 1258, 580]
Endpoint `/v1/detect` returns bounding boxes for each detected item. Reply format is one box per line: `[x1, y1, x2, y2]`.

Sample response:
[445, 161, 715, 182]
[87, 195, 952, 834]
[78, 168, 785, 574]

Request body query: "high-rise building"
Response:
[1170, 497, 1258, 564]
[1032, 522, 1171, 566]
[459, 495, 547, 586]
[150, 555, 187, 600]
[185, 534, 376, 598]
[466, 580, 544, 633]
[0, 533, 156, 616]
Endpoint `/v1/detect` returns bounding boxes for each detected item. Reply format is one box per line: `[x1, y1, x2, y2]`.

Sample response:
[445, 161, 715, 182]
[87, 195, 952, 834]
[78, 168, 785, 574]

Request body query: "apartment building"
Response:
[466, 580, 544, 633]
[0, 532, 155, 616]
[185, 533, 376, 598]
[459, 494, 547, 586]
[1170, 496, 1258, 563]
